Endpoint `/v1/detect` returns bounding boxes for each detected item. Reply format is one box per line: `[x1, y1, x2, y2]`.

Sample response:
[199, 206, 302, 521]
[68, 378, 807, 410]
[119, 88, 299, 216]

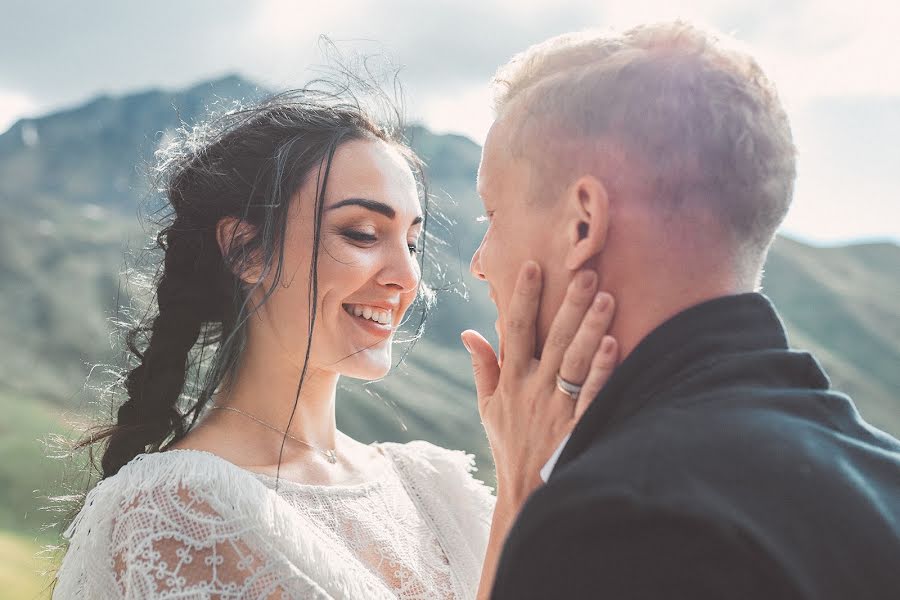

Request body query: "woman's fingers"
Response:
[501, 261, 543, 375]
[573, 336, 618, 421]
[461, 329, 500, 410]
[555, 292, 615, 398]
[537, 270, 599, 381]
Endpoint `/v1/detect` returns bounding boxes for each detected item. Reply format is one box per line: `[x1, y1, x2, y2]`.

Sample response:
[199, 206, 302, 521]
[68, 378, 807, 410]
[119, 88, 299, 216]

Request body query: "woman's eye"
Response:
[344, 229, 419, 255]
[342, 230, 377, 244]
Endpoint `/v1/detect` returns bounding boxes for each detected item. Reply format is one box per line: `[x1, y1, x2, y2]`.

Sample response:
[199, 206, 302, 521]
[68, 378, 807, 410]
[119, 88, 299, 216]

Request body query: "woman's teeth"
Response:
[345, 304, 392, 325]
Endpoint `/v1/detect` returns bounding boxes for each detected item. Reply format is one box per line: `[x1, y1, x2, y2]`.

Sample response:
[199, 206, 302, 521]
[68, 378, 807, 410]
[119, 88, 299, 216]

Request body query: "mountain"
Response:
[0, 76, 897, 554]
[762, 237, 900, 431]
[0, 75, 262, 214]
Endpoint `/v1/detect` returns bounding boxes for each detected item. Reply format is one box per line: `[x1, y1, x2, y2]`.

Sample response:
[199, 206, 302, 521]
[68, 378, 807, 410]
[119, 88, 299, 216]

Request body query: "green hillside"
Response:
[0, 389, 74, 599]
[0, 76, 897, 596]
[762, 237, 900, 433]
[0, 530, 55, 600]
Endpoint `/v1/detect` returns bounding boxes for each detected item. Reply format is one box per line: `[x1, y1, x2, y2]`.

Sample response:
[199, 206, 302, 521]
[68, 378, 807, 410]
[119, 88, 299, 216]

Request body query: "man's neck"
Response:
[610, 276, 751, 362]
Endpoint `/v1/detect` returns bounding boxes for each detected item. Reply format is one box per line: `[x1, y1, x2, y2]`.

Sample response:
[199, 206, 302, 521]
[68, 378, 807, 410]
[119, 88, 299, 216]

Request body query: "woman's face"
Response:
[252, 138, 423, 380]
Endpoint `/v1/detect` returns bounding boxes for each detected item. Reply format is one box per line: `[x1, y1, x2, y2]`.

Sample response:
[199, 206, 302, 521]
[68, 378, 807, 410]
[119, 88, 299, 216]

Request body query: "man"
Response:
[466, 21, 900, 599]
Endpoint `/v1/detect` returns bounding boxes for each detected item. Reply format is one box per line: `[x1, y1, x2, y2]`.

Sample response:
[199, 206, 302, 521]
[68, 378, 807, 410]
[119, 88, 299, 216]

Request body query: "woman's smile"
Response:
[342, 302, 397, 338]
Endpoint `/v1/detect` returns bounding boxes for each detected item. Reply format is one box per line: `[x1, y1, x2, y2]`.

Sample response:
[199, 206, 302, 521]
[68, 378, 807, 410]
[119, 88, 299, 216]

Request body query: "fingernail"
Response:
[601, 336, 616, 353]
[577, 270, 597, 289]
[524, 261, 538, 281]
[460, 334, 473, 354]
[593, 293, 610, 312]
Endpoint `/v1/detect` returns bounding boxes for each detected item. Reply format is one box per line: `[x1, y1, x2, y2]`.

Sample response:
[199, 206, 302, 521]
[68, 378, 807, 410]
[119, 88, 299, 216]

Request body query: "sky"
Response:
[1, 0, 897, 245]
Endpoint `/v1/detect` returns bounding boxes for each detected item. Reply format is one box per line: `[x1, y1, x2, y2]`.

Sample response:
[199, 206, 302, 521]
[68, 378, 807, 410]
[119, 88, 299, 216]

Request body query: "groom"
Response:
[467, 22, 900, 599]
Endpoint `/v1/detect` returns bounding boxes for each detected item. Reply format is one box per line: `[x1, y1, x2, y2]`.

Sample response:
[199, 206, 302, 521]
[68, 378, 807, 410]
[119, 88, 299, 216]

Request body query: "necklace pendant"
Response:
[324, 449, 338, 464]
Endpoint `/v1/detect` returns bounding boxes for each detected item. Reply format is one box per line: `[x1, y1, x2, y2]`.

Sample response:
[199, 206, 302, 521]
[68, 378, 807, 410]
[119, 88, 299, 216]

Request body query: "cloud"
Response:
[242, 0, 604, 87]
[4, 0, 896, 119]
[0, 0, 256, 115]
[783, 96, 900, 244]
[0, 90, 36, 132]
[412, 83, 495, 142]
[745, 0, 900, 111]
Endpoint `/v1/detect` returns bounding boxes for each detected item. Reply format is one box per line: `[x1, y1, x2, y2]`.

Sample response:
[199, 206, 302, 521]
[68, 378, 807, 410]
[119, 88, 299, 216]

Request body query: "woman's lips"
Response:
[343, 303, 393, 325]
[342, 303, 394, 338]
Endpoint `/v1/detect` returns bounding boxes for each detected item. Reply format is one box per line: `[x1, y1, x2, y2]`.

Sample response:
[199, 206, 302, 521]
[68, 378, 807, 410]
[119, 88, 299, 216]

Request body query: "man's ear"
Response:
[564, 175, 609, 270]
[216, 216, 262, 284]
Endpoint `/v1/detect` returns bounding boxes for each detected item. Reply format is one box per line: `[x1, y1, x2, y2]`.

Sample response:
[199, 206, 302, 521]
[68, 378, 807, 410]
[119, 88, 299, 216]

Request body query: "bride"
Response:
[51, 86, 616, 599]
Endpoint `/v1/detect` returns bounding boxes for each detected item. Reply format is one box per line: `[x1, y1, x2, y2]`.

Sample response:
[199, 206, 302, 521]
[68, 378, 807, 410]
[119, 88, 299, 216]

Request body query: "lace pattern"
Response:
[379, 442, 495, 600]
[111, 485, 325, 598]
[253, 466, 453, 600]
[53, 442, 495, 600]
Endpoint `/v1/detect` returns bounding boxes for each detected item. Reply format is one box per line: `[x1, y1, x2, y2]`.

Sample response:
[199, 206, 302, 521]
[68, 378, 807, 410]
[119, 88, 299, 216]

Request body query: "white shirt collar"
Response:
[540, 432, 572, 482]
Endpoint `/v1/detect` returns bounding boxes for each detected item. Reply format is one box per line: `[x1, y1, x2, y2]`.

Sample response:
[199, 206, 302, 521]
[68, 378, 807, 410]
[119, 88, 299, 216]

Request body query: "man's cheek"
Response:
[493, 306, 504, 366]
[535, 291, 558, 357]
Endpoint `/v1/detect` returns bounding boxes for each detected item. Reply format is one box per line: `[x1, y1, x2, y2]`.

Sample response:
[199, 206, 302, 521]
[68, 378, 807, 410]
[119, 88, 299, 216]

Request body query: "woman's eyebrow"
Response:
[327, 197, 423, 225]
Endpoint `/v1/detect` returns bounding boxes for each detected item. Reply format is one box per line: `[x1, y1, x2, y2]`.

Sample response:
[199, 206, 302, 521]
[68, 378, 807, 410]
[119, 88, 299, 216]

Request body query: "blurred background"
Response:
[1, 1, 897, 597]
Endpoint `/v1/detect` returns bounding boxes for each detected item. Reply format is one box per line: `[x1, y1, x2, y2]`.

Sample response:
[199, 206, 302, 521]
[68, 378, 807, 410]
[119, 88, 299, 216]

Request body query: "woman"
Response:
[51, 85, 616, 599]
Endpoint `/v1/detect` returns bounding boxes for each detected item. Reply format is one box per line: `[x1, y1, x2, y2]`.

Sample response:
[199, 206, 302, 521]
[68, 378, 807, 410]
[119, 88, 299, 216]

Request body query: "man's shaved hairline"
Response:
[496, 96, 642, 213]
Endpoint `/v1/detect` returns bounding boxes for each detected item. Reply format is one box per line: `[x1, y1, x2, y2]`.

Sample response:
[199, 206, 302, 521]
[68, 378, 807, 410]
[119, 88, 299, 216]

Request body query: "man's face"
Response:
[470, 117, 570, 358]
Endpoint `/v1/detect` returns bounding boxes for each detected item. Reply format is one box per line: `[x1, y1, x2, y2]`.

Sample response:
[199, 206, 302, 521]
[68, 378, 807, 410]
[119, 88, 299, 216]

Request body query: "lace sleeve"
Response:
[110, 483, 329, 599]
[382, 441, 496, 600]
[406, 440, 496, 525]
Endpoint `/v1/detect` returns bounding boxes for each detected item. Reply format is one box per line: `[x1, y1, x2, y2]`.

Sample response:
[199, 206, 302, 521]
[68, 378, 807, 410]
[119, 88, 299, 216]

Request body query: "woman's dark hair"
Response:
[72, 76, 432, 483]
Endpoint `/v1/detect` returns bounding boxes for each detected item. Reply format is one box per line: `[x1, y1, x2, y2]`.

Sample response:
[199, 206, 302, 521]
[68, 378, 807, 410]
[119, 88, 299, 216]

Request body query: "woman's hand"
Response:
[462, 261, 617, 508]
[464, 261, 617, 600]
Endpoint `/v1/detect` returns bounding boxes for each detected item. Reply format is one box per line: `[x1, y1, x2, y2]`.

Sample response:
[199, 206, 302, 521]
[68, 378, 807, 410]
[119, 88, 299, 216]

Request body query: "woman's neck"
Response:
[214, 340, 341, 453]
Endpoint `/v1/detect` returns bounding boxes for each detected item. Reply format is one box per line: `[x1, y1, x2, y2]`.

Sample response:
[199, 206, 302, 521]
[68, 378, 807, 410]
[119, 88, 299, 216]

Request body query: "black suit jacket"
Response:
[491, 293, 900, 599]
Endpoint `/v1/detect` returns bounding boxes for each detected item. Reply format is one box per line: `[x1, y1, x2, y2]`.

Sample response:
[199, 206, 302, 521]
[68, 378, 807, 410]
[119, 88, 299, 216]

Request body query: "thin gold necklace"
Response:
[209, 405, 338, 464]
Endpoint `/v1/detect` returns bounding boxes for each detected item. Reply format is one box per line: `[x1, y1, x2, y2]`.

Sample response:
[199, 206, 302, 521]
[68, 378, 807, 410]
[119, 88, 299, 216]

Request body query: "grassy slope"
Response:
[0, 530, 56, 600]
[0, 390, 80, 599]
[0, 390, 75, 537]
[763, 237, 900, 435]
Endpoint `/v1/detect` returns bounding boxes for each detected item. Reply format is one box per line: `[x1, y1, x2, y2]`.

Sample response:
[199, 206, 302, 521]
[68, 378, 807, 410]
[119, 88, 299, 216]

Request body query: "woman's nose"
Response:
[379, 244, 421, 292]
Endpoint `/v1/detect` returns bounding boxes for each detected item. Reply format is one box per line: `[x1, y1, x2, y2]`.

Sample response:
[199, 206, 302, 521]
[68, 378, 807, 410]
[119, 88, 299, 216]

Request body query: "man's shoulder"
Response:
[505, 396, 900, 600]
[525, 387, 900, 561]
[536, 386, 896, 523]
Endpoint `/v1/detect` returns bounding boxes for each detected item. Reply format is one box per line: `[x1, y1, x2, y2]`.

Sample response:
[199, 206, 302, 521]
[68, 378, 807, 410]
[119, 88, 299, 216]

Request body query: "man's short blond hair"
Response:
[492, 21, 796, 270]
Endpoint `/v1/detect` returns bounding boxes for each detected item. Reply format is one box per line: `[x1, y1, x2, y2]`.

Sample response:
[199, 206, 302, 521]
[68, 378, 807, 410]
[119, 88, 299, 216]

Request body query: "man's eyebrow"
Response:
[327, 197, 423, 226]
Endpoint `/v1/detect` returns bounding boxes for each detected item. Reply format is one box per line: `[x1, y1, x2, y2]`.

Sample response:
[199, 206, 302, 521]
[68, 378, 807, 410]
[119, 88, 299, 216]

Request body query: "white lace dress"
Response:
[53, 441, 496, 599]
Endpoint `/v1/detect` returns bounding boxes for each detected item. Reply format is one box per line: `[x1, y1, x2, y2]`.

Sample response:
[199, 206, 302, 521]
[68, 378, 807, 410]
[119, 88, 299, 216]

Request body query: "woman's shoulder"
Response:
[378, 440, 482, 477]
[376, 440, 495, 587]
[377, 440, 496, 510]
[56, 450, 379, 599]
[62, 449, 269, 553]
[81, 449, 253, 503]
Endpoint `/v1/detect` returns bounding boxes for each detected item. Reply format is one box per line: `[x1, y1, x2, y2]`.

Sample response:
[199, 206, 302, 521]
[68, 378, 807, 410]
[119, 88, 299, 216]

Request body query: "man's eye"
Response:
[342, 230, 377, 243]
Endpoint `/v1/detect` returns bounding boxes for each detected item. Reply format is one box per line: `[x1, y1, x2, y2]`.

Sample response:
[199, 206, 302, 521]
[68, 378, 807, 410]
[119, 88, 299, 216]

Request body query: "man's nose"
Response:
[470, 239, 486, 281]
